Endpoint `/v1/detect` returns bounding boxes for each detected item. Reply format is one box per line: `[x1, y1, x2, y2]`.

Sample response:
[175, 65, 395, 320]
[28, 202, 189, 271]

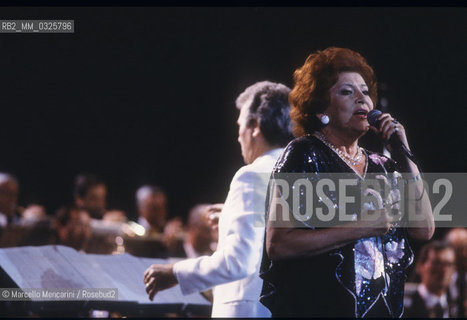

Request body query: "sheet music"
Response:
[0, 245, 210, 307]
[0, 245, 91, 289]
[85, 253, 159, 303]
[89, 254, 209, 305]
[54, 246, 116, 291]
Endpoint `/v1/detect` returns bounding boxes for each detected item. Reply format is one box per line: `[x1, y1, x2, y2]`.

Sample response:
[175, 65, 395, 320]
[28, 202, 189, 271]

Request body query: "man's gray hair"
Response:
[236, 81, 294, 147]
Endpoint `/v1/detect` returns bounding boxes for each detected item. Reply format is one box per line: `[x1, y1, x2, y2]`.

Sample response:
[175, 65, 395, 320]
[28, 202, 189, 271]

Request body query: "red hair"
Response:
[289, 47, 378, 137]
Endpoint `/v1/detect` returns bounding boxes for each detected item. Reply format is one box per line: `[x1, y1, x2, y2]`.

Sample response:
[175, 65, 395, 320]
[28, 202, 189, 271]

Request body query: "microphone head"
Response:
[367, 109, 382, 127]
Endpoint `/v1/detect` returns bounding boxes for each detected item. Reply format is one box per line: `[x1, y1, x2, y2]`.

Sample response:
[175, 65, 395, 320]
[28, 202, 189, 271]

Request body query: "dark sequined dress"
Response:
[259, 135, 414, 318]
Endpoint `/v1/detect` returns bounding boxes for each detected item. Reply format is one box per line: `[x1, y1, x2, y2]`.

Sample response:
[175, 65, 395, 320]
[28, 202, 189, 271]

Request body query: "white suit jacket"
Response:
[173, 148, 283, 317]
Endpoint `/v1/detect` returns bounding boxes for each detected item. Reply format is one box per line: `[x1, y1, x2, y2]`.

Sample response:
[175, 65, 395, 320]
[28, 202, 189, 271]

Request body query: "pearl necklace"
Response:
[314, 132, 363, 166]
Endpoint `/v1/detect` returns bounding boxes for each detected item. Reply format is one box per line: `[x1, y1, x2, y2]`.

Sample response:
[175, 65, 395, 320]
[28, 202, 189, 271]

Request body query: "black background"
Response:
[0, 7, 465, 221]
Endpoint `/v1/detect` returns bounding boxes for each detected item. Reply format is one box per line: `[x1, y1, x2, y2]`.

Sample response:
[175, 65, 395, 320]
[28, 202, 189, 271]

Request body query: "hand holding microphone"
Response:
[367, 109, 416, 163]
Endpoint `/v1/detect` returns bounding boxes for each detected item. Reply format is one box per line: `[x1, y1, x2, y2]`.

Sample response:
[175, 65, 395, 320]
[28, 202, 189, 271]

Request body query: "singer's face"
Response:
[325, 72, 374, 136]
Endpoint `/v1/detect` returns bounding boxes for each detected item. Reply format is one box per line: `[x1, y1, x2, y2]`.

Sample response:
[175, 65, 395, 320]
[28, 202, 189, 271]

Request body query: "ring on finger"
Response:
[392, 119, 399, 124]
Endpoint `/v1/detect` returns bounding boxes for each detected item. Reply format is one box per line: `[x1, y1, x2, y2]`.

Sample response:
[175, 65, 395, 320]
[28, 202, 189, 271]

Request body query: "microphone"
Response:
[367, 109, 416, 163]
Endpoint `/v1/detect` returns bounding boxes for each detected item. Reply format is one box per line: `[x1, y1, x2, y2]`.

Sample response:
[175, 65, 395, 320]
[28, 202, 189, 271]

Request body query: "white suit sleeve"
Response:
[173, 168, 267, 295]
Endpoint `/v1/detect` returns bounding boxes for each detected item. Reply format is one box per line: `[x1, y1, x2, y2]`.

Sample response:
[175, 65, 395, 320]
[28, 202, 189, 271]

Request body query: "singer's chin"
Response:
[359, 123, 370, 132]
[357, 125, 370, 136]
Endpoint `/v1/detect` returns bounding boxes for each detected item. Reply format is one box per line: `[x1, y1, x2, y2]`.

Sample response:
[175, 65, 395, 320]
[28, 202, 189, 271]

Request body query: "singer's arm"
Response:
[402, 157, 435, 240]
[375, 113, 435, 241]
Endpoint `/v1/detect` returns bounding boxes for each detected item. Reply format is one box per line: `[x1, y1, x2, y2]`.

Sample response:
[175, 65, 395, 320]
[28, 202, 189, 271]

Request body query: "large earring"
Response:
[320, 115, 330, 125]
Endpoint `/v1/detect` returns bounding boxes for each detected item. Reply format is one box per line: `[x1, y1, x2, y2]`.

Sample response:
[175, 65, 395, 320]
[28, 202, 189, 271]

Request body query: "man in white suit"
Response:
[143, 81, 293, 317]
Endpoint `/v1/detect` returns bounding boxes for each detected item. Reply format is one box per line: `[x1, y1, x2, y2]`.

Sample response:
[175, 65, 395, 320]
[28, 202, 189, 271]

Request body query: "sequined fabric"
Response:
[259, 135, 414, 318]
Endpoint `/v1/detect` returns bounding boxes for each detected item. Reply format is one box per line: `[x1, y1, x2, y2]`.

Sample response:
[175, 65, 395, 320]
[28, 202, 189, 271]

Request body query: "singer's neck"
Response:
[320, 128, 360, 156]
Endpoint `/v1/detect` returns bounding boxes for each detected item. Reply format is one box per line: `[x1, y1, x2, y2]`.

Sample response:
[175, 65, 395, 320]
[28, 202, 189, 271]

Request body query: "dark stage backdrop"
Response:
[0, 7, 465, 221]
